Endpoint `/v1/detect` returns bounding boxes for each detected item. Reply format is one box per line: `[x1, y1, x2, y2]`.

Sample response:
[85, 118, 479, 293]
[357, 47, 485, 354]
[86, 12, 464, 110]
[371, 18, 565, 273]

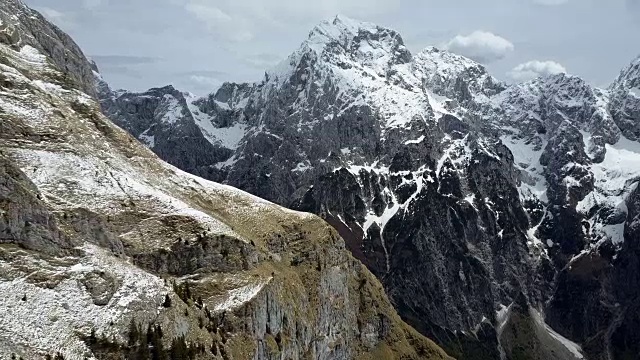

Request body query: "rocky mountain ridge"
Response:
[101, 15, 640, 360]
[0, 3, 452, 359]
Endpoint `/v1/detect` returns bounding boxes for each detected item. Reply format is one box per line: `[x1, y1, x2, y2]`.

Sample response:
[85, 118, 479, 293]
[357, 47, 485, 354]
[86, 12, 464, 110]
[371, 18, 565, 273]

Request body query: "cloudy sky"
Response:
[24, 0, 640, 95]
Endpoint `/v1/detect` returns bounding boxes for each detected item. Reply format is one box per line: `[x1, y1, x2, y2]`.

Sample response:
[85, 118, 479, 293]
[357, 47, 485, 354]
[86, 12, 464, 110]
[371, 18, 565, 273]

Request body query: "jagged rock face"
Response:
[0, 4, 452, 360]
[0, 0, 96, 97]
[610, 57, 640, 141]
[99, 84, 232, 181]
[98, 14, 640, 360]
[0, 156, 72, 255]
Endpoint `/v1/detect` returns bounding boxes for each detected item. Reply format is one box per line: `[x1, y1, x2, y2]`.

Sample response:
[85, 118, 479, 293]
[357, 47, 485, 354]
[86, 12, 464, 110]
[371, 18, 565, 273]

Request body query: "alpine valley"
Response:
[1, 0, 640, 359]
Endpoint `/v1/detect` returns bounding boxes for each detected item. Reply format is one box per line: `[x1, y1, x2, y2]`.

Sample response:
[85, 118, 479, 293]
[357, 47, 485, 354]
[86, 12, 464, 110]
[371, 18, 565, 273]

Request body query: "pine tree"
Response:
[88, 328, 97, 345]
[170, 336, 188, 360]
[146, 323, 154, 345]
[162, 294, 172, 308]
[184, 281, 192, 300]
[128, 318, 140, 346]
[130, 322, 150, 360]
[155, 325, 163, 339]
[149, 325, 168, 360]
[133, 342, 149, 360]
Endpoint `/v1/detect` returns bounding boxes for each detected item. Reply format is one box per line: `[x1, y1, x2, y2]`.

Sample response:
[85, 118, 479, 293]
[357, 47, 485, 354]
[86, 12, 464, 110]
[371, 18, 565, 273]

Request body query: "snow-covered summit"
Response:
[307, 15, 383, 48]
[415, 46, 487, 78]
[497, 73, 599, 113]
[268, 15, 411, 84]
[611, 55, 640, 91]
[415, 46, 505, 102]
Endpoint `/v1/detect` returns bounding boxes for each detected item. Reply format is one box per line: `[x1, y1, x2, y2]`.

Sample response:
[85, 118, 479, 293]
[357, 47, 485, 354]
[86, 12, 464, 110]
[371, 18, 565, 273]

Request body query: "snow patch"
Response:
[13, 149, 240, 240]
[531, 309, 585, 359]
[500, 134, 548, 202]
[19, 45, 47, 66]
[404, 135, 425, 145]
[0, 244, 168, 359]
[291, 161, 312, 173]
[186, 95, 247, 149]
[160, 94, 183, 124]
[578, 135, 640, 244]
[496, 303, 512, 335]
[32, 80, 68, 95]
[138, 128, 155, 148]
[464, 193, 476, 208]
[212, 279, 271, 312]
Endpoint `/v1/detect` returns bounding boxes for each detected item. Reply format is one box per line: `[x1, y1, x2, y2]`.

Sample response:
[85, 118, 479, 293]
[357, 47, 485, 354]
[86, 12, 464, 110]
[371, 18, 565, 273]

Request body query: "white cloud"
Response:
[533, 0, 569, 5]
[35, 7, 77, 29]
[180, 0, 398, 43]
[184, 1, 253, 42]
[444, 31, 514, 63]
[508, 60, 567, 81]
[189, 74, 222, 87]
[82, 0, 103, 10]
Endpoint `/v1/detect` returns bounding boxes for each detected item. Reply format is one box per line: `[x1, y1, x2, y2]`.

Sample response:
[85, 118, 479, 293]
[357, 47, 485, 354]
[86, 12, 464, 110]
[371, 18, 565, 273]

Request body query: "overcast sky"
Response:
[24, 0, 640, 95]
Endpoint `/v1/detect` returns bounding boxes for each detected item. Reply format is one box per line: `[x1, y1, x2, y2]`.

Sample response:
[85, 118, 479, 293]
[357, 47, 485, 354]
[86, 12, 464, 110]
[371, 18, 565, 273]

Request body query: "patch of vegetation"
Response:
[84, 320, 208, 360]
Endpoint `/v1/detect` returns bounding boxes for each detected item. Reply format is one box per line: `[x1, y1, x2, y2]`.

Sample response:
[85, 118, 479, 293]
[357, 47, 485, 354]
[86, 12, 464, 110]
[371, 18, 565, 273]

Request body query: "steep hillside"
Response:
[101, 14, 640, 360]
[0, 4, 452, 360]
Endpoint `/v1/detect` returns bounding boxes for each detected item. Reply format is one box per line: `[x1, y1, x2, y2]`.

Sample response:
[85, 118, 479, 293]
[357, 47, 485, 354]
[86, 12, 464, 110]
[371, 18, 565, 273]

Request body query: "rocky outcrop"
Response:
[0, 155, 72, 255]
[610, 57, 640, 141]
[0, 3, 451, 359]
[0, 0, 97, 96]
[98, 84, 233, 180]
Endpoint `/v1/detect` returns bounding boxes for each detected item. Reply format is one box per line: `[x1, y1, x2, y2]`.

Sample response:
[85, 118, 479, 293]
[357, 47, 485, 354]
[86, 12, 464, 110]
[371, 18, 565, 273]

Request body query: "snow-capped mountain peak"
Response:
[611, 55, 640, 91]
[415, 46, 487, 77]
[307, 14, 381, 47]
[268, 15, 411, 85]
[413, 46, 505, 103]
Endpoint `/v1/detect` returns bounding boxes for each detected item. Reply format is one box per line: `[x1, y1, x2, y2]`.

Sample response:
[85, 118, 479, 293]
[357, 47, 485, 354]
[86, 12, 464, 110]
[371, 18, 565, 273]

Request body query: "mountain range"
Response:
[99, 14, 640, 360]
[1, 1, 640, 359]
[0, 2, 452, 359]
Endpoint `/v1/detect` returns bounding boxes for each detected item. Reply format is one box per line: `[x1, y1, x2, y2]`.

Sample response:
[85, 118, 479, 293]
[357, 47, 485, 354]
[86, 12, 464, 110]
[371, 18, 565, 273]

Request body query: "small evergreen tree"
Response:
[146, 323, 154, 344]
[184, 281, 192, 300]
[128, 318, 140, 346]
[88, 328, 97, 345]
[162, 294, 172, 308]
[170, 336, 188, 359]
